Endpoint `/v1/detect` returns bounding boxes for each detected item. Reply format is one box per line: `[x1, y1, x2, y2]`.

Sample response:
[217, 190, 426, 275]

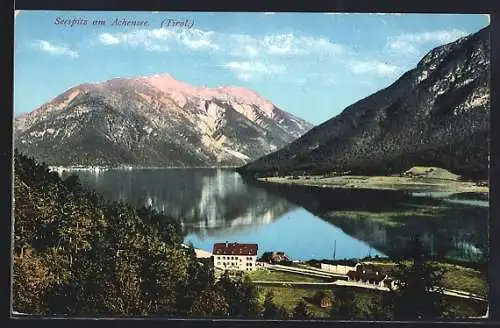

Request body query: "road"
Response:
[252, 279, 487, 302]
[267, 264, 348, 280]
[264, 264, 486, 301]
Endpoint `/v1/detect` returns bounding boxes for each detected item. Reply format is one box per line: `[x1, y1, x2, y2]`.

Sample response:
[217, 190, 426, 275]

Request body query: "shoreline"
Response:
[255, 175, 489, 194]
[48, 165, 239, 172]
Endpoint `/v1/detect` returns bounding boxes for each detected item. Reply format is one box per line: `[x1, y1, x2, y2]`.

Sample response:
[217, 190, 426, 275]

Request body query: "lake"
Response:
[60, 168, 488, 263]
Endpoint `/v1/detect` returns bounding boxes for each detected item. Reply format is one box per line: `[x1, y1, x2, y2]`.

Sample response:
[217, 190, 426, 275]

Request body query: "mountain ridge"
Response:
[238, 26, 490, 180]
[14, 73, 313, 167]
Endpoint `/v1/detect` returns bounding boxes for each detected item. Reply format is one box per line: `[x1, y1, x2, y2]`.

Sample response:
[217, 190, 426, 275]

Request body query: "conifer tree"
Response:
[292, 300, 310, 319]
[262, 290, 278, 318]
[384, 235, 446, 320]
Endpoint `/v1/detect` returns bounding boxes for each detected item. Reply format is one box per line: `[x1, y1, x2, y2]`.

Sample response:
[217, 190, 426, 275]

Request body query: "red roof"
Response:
[213, 242, 258, 256]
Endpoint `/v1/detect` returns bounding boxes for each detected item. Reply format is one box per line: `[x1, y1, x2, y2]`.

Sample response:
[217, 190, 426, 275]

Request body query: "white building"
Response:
[212, 242, 258, 272]
[320, 263, 359, 275]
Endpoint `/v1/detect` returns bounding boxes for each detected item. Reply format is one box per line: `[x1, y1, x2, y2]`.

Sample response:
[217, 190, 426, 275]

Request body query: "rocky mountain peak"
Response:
[240, 26, 490, 180]
[14, 72, 313, 167]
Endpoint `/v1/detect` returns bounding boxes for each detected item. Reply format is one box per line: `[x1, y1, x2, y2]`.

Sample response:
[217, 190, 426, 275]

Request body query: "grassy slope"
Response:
[257, 166, 488, 193]
[247, 269, 324, 283]
[246, 261, 487, 298]
[361, 261, 487, 297]
[256, 286, 333, 318]
[256, 284, 486, 319]
[247, 262, 487, 319]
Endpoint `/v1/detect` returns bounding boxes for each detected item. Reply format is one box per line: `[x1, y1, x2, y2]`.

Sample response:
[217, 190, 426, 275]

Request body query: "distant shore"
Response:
[48, 165, 238, 172]
[256, 174, 488, 194]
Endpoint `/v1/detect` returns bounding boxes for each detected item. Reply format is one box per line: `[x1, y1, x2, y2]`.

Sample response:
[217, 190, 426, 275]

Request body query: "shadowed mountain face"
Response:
[242, 178, 488, 262]
[14, 74, 313, 167]
[240, 26, 490, 180]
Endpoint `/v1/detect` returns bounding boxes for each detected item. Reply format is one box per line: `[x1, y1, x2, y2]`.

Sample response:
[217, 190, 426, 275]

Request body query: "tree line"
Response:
[13, 150, 322, 318]
[12, 150, 481, 319]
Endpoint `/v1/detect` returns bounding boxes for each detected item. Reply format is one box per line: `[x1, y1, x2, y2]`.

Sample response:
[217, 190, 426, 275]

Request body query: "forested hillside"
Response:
[240, 26, 490, 180]
[11, 150, 485, 319]
[12, 149, 259, 316]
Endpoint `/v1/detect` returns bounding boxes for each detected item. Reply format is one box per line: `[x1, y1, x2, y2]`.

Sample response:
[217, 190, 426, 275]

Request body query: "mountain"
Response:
[239, 26, 490, 180]
[14, 74, 313, 167]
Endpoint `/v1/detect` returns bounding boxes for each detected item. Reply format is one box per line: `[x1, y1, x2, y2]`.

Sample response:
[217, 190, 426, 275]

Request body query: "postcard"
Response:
[12, 10, 490, 320]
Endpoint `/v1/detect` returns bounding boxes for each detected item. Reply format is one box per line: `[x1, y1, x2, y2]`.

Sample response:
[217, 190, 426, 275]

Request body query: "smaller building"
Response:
[320, 263, 357, 275]
[213, 242, 258, 272]
[346, 263, 397, 289]
[347, 270, 386, 286]
[180, 244, 212, 259]
[194, 248, 212, 259]
[260, 251, 290, 264]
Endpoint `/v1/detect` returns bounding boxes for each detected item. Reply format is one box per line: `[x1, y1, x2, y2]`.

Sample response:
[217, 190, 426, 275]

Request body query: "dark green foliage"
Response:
[215, 271, 262, 317]
[12, 150, 258, 316]
[239, 27, 490, 181]
[188, 288, 229, 317]
[276, 305, 290, 319]
[292, 300, 310, 319]
[384, 235, 447, 320]
[331, 288, 357, 319]
[262, 290, 279, 318]
[175, 247, 215, 315]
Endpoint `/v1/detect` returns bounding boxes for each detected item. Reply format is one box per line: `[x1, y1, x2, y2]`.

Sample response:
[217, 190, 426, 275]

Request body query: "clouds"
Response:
[222, 61, 286, 80]
[31, 40, 79, 58]
[346, 60, 399, 77]
[96, 28, 344, 58]
[96, 27, 344, 80]
[388, 29, 467, 54]
[26, 13, 477, 85]
[98, 28, 217, 52]
[93, 25, 465, 81]
[227, 32, 344, 58]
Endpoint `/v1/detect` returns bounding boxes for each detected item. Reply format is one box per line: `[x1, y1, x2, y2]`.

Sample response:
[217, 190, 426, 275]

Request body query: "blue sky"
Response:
[14, 11, 489, 125]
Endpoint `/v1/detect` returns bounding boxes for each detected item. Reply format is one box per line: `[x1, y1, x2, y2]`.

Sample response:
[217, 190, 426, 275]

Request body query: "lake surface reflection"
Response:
[61, 168, 488, 262]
